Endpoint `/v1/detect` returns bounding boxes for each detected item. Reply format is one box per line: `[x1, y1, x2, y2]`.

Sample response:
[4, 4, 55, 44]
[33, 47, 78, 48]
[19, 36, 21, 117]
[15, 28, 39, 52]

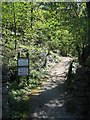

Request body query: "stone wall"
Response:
[2, 64, 9, 119]
[0, 64, 2, 119]
[73, 67, 90, 119]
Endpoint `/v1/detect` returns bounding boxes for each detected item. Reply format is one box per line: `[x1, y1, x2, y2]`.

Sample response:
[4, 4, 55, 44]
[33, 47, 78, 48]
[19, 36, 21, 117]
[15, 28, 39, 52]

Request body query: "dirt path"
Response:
[28, 57, 77, 119]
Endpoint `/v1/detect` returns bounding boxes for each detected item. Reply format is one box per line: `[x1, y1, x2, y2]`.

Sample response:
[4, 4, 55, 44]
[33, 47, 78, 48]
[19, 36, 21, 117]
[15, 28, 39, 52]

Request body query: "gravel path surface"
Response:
[28, 57, 81, 119]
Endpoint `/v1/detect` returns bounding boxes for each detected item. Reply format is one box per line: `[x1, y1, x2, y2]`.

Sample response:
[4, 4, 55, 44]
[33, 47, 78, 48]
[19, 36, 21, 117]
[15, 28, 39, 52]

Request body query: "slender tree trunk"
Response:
[13, 3, 17, 50]
[86, 2, 90, 44]
[30, 2, 33, 29]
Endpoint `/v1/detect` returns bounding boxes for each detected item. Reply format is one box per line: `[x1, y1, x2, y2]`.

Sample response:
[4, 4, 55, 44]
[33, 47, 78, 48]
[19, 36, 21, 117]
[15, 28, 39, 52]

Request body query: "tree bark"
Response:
[86, 2, 90, 44]
[30, 2, 33, 29]
[13, 3, 17, 50]
[80, 2, 90, 66]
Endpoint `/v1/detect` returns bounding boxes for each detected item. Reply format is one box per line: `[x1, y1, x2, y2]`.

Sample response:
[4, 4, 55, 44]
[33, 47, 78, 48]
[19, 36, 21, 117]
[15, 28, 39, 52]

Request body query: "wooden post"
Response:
[17, 52, 20, 84]
[67, 60, 74, 87]
[26, 52, 29, 85]
[18, 52, 20, 58]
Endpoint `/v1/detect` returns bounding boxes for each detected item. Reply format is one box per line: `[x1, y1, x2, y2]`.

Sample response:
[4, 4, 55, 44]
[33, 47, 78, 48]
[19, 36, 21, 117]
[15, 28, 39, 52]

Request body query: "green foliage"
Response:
[2, 2, 88, 118]
[9, 87, 30, 119]
[2, 2, 87, 62]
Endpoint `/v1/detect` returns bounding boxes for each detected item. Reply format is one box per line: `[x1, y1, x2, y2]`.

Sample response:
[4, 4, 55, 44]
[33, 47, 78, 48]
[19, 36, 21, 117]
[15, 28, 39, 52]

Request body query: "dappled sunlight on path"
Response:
[28, 57, 80, 119]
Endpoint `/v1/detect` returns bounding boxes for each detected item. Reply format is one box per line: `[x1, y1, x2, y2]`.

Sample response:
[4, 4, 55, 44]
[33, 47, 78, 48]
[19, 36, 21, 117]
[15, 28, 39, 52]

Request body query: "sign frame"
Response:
[18, 57, 29, 67]
[18, 66, 29, 76]
[17, 52, 29, 85]
[17, 52, 29, 84]
[17, 57, 29, 77]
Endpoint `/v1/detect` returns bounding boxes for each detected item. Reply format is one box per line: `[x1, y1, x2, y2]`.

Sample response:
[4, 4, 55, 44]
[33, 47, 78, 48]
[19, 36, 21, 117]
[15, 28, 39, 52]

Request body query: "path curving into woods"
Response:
[28, 57, 81, 119]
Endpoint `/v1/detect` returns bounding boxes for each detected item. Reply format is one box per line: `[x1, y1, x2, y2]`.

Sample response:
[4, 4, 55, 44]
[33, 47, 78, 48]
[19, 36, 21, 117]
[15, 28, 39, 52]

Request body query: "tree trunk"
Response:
[80, 2, 90, 66]
[30, 2, 33, 29]
[13, 3, 17, 50]
[86, 2, 90, 44]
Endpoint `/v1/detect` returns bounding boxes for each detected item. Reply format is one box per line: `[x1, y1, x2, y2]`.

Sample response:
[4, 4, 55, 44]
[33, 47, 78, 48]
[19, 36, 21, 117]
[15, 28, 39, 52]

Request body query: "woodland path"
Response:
[28, 57, 80, 119]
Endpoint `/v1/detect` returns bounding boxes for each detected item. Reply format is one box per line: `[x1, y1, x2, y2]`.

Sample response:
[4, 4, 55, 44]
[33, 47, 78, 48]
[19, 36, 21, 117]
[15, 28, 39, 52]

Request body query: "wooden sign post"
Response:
[17, 51, 29, 85]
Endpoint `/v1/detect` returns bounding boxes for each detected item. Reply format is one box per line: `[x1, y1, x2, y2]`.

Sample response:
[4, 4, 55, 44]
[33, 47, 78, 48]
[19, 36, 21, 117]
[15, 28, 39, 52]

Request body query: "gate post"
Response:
[2, 64, 9, 118]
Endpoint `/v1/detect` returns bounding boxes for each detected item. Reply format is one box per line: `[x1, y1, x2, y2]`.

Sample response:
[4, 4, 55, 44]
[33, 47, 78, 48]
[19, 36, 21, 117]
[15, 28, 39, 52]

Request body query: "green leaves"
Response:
[2, 2, 87, 67]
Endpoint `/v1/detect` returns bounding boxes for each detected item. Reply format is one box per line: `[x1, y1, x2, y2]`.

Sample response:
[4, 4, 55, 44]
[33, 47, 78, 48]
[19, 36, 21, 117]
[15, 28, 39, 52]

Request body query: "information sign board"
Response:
[17, 57, 29, 76]
[18, 58, 29, 66]
[18, 67, 29, 76]
[17, 52, 29, 84]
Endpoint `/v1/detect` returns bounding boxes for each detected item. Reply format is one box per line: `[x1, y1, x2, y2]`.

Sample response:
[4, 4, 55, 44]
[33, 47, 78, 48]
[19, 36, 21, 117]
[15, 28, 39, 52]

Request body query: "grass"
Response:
[8, 77, 42, 119]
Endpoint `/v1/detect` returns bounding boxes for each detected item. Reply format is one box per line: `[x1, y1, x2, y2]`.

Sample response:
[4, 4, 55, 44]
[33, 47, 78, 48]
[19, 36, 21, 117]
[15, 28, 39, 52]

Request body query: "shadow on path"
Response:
[28, 80, 83, 119]
[9, 57, 88, 119]
[28, 81, 66, 118]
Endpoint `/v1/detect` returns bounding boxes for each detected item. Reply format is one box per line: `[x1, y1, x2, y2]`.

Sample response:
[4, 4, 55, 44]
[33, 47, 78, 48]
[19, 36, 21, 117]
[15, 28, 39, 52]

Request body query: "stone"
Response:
[85, 56, 90, 67]
[74, 81, 88, 88]
[73, 66, 90, 117]
[2, 64, 9, 118]
[2, 75, 9, 83]
[76, 67, 90, 75]
[2, 85, 8, 95]
[2, 64, 9, 75]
